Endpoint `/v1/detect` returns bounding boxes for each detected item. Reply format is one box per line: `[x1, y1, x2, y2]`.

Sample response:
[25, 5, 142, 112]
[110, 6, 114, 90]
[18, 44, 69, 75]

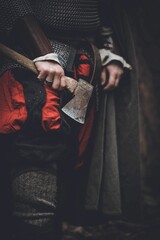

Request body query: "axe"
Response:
[0, 42, 93, 124]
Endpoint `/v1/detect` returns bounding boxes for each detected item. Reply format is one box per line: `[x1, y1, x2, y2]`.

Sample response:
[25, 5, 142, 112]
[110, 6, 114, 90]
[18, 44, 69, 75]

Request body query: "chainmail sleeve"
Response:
[0, 0, 33, 33]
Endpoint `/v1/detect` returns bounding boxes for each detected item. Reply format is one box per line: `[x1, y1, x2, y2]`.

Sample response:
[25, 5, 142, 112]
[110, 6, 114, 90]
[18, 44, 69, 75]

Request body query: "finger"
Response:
[44, 78, 53, 87]
[51, 74, 61, 90]
[115, 72, 123, 87]
[37, 71, 47, 81]
[46, 72, 54, 82]
[43, 71, 54, 86]
[100, 68, 107, 86]
[59, 76, 66, 91]
[103, 75, 117, 91]
[115, 77, 120, 87]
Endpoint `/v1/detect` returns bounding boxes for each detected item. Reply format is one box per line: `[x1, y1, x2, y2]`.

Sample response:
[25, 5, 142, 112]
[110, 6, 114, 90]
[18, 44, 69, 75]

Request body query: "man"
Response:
[0, 0, 141, 239]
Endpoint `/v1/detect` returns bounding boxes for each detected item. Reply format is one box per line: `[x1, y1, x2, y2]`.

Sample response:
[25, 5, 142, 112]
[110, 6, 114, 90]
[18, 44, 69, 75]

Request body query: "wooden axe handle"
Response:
[0, 42, 77, 93]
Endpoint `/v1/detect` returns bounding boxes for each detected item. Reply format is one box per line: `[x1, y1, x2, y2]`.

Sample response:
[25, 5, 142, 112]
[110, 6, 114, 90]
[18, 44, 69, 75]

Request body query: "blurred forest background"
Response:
[63, 1, 160, 239]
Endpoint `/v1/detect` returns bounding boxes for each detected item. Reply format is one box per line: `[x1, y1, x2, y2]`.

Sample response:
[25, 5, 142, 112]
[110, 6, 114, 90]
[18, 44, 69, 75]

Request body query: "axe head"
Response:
[62, 79, 93, 124]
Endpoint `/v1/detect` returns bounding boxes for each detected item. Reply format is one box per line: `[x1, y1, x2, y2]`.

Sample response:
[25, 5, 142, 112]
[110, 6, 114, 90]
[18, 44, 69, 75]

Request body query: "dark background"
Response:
[124, 0, 160, 221]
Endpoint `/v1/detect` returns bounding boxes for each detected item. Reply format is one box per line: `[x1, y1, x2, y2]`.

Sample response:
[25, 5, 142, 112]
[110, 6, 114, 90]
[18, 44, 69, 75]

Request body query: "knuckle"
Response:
[52, 83, 59, 90]
[113, 69, 119, 75]
[38, 66, 44, 72]
[53, 78, 60, 85]
[61, 81, 66, 88]
[49, 68, 55, 74]
[38, 73, 45, 79]
[54, 68, 61, 75]
[59, 68, 64, 75]
[41, 66, 48, 73]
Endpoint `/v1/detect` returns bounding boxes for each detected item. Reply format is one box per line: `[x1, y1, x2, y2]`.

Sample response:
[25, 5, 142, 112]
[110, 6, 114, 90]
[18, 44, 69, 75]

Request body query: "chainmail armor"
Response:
[0, 0, 100, 34]
[0, 0, 33, 32]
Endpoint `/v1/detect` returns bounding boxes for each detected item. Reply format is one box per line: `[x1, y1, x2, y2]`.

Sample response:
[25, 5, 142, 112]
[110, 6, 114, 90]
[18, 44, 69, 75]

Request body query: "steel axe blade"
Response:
[0, 42, 94, 124]
[62, 79, 93, 124]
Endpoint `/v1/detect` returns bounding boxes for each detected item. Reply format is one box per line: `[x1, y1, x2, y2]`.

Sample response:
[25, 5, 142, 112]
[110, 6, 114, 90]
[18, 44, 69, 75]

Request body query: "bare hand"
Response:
[35, 61, 66, 91]
[100, 62, 124, 91]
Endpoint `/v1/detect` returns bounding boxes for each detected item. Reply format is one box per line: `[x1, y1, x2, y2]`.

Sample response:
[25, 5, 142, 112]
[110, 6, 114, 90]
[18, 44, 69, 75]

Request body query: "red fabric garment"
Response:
[41, 85, 61, 131]
[0, 71, 27, 133]
[76, 55, 91, 78]
[0, 70, 61, 133]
